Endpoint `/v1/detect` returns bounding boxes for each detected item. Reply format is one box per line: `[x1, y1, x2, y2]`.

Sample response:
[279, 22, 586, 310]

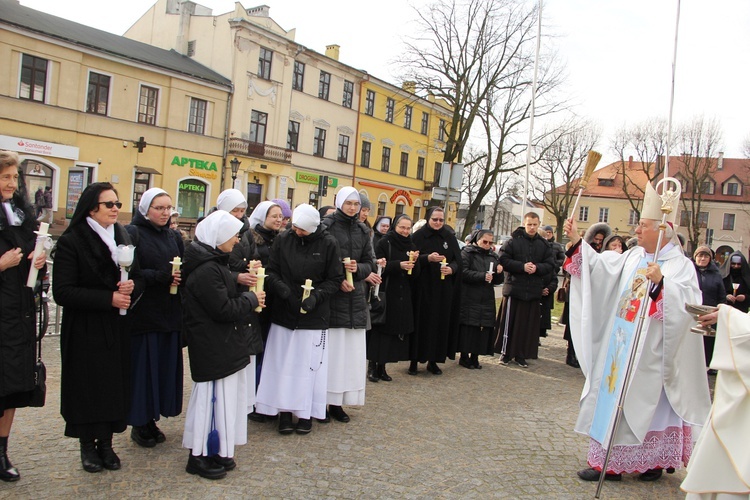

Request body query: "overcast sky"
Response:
[20, 0, 750, 162]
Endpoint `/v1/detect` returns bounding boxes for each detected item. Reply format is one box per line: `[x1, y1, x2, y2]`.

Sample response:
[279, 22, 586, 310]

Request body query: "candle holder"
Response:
[169, 257, 181, 295]
[26, 222, 52, 288]
[255, 267, 266, 312]
[685, 303, 718, 336]
[300, 279, 314, 314]
[117, 244, 135, 315]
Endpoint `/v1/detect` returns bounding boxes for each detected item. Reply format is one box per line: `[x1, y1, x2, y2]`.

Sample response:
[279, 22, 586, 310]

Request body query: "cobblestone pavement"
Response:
[4, 324, 694, 499]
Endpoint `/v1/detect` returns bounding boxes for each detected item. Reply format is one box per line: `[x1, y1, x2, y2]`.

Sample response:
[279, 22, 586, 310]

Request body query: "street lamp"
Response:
[230, 157, 241, 182]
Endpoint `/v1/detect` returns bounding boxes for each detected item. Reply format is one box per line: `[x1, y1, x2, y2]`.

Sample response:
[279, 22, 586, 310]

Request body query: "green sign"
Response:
[296, 171, 338, 187]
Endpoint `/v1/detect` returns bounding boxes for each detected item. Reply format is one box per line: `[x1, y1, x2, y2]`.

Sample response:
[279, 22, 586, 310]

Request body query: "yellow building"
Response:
[0, 2, 232, 229]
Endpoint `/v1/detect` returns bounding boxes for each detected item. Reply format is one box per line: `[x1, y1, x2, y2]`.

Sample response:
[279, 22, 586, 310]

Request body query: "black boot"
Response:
[458, 354, 473, 369]
[408, 360, 418, 375]
[379, 363, 392, 382]
[278, 412, 294, 434]
[80, 438, 103, 473]
[470, 353, 482, 369]
[146, 419, 166, 444]
[0, 436, 19, 482]
[186, 452, 226, 480]
[368, 362, 380, 382]
[96, 436, 121, 471]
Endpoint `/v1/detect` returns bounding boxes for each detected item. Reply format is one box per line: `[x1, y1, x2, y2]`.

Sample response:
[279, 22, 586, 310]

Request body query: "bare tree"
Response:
[742, 134, 750, 159]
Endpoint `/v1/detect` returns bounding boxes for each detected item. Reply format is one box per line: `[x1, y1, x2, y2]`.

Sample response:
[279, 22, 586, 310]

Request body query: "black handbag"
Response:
[29, 330, 46, 408]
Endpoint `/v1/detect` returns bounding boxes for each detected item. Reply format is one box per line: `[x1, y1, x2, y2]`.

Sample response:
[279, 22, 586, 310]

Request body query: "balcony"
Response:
[228, 138, 293, 163]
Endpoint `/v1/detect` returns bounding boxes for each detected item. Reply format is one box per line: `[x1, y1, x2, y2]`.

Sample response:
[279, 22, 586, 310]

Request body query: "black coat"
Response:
[53, 222, 143, 425]
[125, 211, 183, 334]
[459, 245, 502, 328]
[499, 227, 555, 301]
[322, 211, 376, 329]
[695, 261, 726, 307]
[373, 235, 420, 338]
[266, 226, 344, 330]
[181, 240, 260, 383]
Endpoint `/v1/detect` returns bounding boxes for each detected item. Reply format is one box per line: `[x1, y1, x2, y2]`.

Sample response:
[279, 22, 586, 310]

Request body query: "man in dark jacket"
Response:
[494, 212, 555, 367]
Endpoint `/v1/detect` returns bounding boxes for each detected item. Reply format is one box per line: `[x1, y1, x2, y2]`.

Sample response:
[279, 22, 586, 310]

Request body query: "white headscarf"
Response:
[138, 187, 169, 216]
[216, 189, 247, 212]
[335, 187, 360, 210]
[292, 204, 320, 233]
[248, 201, 279, 229]
[194, 210, 242, 249]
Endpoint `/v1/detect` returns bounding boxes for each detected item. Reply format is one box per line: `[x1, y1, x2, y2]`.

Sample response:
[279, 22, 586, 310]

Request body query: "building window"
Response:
[701, 181, 714, 194]
[400, 152, 409, 176]
[413, 206, 421, 221]
[395, 203, 405, 216]
[86, 72, 110, 115]
[578, 206, 589, 222]
[725, 182, 739, 196]
[250, 110, 268, 144]
[342, 80, 354, 108]
[417, 157, 425, 180]
[177, 178, 207, 218]
[338, 135, 350, 162]
[404, 106, 412, 129]
[697, 211, 709, 228]
[680, 210, 692, 227]
[683, 210, 709, 228]
[287, 187, 295, 208]
[361, 141, 371, 167]
[313, 127, 326, 157]
[421, 111, 429, 135]
[438, 119, 446, 141]
[385, 98, 394, 123]
[381, 147, 391, 172]
[723, 213, 736, 231]
[258, 47, 273, 80]
[138, 85, 159, 125]
[434, 162, 442, 184]
[628, 209, 639, 226]
[188, 98, 207, 134]
[293, 61, 305, 91]
[318, 71, 330, 100]
[598, 207, 609, 223]
[20, 54, 47, 102]
[377, 201, 386, 216]
[286, 120, 300, 151]
[365, 90, 375, 116]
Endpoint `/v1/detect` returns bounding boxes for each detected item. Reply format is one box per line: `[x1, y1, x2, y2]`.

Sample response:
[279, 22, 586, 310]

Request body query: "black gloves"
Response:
[301, 294, 317, 312]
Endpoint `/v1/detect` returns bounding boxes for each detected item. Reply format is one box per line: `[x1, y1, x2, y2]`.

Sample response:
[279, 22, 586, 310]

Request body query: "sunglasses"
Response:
[98, 201, 123, 209]
[431, 218, 444, 222]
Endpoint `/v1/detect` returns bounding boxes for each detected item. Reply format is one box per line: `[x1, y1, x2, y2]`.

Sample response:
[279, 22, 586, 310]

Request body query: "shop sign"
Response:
[171, 156, 218, 180]
[179, 182, 206, 192]
[295, 171, 338, 188]
[390, 189, 413, 206]
[0, 135, 79, 160]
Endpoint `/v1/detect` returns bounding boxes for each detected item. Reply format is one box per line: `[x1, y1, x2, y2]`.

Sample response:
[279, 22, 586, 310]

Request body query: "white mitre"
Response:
[641, 177, 681, 227]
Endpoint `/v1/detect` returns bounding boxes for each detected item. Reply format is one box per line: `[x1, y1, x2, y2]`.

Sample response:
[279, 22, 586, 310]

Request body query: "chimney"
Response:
[402, 81, 416, 94]
[246, 5, 271, 17]
[325, 44, 340, 61]
[717, 151, 724, 170]
[628, 155, 633, 169]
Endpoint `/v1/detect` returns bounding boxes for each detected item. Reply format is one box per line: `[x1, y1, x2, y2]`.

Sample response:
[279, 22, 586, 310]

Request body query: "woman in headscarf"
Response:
[721, 251, 749, 313]
[367, 214, 419, 381]
[458, 230, 503, 369]
[181, 210, 264, 480]
[602, 234, 626, 254]
[125, 188, 184, 448]
[410, 206, 462, 375]
[692, 245, 726, 373]
[372, 216, 391, 249]
[256, 204, 343, 435]
[0, 151, 47, 482]
[53, 182, 142, 473]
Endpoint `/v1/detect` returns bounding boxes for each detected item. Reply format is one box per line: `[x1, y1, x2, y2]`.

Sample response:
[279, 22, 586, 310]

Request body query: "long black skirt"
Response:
[494, 296, 540, 360]
[0, 390, 34, 417]
[457, 324, 494, 355]
[367, 327, 410, 364]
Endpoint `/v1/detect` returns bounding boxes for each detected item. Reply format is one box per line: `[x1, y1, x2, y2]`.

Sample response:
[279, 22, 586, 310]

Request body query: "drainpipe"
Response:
[221, 85, 234, 191]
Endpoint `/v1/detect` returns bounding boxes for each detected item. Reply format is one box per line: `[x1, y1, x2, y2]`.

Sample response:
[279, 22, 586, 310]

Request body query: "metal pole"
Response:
[521, 0, 542, 215]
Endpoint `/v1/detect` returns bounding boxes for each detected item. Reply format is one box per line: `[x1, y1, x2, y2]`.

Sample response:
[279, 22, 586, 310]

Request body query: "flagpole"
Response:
[521, 0, 542, 218]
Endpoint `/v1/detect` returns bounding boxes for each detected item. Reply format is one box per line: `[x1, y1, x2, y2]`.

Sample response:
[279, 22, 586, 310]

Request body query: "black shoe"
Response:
[211, 455, 236, 471]
[315, 410, 330, 424]
[96, 437, 121, 471]
[80, 439, 103, 473]
[368, 362, 380, 382]
[186, 454, 226, 480]
[295, 418, 312, 435]
[514, 357, 528, 368]
[707, 369, 718, 376]
[639, 468, 663, 481]
[458, 356, 473, 369]
[0, 444, 19, 482]
[146, 420, 166, 444]
[379, 364, 392, 382]
[577, 467, 621, 482]
[329, 405, 350, 423]
[500, 355, 511, 366]
[131, 425, 156, 448]
[407, 361, 418, 375]
[248, 411, 266, 423]
[426, 362, 442, 375]
[278, 412, 294, 434]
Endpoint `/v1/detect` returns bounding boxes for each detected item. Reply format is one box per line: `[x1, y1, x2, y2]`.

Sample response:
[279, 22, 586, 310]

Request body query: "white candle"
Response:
[373, 264, 384, 296]
[254, 267, 266, 312]
[169, 257, 181, 295]
[343, 258, 354, 287]
[407, 251, 415, 275]
[247, 260, 259, 292]
[300, 279, 314, 314]
[26, 222, 50, 288]
[440, 257, 447, 280]
[117, 244, 135, 316]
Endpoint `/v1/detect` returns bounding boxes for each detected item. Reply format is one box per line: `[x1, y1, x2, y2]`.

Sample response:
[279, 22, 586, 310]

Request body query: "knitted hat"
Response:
[542, 225, 553, 232]
[359, 192, 371, 210]
[693, 245, 712, 260]
[270, 198, 292, 218]
[292, 204, 320, 233]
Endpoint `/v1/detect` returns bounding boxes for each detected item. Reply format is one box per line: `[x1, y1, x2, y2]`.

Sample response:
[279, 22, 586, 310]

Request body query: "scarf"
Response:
[86, 216, 118, 266]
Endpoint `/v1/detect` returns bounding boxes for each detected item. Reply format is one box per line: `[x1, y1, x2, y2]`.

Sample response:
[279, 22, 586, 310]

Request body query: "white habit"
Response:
[327, 327, 366, 406]
[682, 305, 750, 499]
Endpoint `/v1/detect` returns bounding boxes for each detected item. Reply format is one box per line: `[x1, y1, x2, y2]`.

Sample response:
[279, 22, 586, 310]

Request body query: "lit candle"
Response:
[300, 279, 314, 314]
[254, 267, 266, 312]
[116, 244, 136, 315]
[26, 222, 50, 288]
[407, 251, 415, 275]
[488, 261, 494, 281]
[169, 257, 181, 295]
[343, 258, 354, 287]
[440, 257, 447, 280]
[373, 263, 384, 296]
[732, 282, 740, 295]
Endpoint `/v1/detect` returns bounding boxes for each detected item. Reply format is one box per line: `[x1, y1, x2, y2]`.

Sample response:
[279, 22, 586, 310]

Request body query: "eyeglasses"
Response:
[98, 201, 123, 209]
[150, 205, 174, 213]
[431, 218, 444, 222]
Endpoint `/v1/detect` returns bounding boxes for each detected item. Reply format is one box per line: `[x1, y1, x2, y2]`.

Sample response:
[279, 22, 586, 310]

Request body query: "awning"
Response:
[134, 165, 162, 175]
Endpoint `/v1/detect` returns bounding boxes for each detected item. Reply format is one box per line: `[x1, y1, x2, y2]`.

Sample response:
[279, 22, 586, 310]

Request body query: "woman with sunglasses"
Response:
[53, 182, 143, 473]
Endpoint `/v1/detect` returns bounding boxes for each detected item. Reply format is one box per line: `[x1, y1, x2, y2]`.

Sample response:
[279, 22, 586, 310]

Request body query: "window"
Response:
[723, 213, 736, 231]
[413, 206, 421, 221]
[598, 207, 609, 223]
[680, 210, 692, 227]
[313, 127, 326, 157]
[258, 47, 273, 80]
[597, 178, 614, 187]
[20, 54, 47, 102]
[342, 80, 354, 108]
[725, 182, 739, 196]
[421, 111, 429, 135]
[138, 85, 159, 125]
[395, 203, 405, 216]
[293, 61, 305, 91]
[286, 120, 300, 151]
[385, 98, 394, 123]
[578, 206, 589, 222]
[683, 210, 709, 228]
[701, 180, 714, 194]
[400, 152, 409, 176]
[86, 72, 110, 115]
[438, 119, 446, 141]
[177, 179, 208, 218]
[377, 201, 386, 216]
[360, 141, 371, 167]
[318, 71, 330, 100]
[250, 110, 268, 144]
[628, 209, 639, 226]
[365, 90, 375, 116]
[381, 147, 391, 172]
[188, 98, 207, 134]
[286, 187, 294, 208]
[416, 157, 425, 180]
[697, 211, 709, 228]
[404, 106, 412, 129]
[434, 162, 442, 184]
[338, 135, 350, 162]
